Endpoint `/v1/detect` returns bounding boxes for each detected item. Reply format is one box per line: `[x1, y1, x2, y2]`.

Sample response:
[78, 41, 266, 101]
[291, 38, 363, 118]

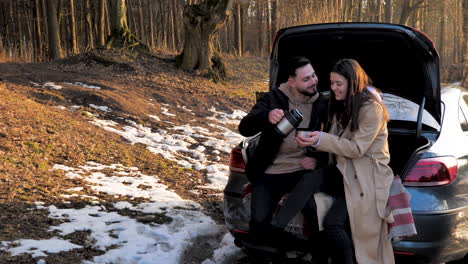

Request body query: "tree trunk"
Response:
[439, 0, 446, 68]
[177, 0, 234, 81]
[149, 0, 155, 49]
[85, 0, 94, 50]
[376, 0, 383, 22]
[384, 0, 393, 23]
[99, 0, 106, 46]
[138, 0, 146, 44]
[17, 1, 23, 58]
[271, 0, 277, 40]
[169, 0, 176, 51]
[233, 3, 242, 56]
[70, 0, 78, 54]
[172, 0, 180, 52]
[46, 0, 61, 59]
[34, 0, 43, 60]
[357, 0, 363, 21]
[345, 0, 354, 22]
[399, 0, 424, 25]
[106, 0, 147, 51]
[257, 0, 263, 55]
[266, 0, 271, 49]
[462, 0, 468, 87]
[25, 0, 34, 61]
[241, 3, 248, 55]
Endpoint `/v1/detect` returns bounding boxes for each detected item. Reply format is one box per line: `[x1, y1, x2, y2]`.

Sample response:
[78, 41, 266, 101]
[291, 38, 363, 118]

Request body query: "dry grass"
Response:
[0, 50, 270, 263]
[0, 49, 269, 204]
[0, 81, 200, 204]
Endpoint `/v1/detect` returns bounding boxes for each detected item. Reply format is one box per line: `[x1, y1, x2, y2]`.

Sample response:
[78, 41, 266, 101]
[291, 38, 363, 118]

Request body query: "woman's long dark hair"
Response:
[328, 58, 389, 132]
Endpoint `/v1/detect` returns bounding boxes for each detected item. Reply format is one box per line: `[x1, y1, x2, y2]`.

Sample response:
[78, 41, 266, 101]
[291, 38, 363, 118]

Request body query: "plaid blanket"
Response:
[387, 175, 417, 241]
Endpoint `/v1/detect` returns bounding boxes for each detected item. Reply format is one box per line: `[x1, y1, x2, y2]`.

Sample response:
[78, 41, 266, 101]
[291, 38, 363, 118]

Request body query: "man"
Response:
[238, 56, 328, 244]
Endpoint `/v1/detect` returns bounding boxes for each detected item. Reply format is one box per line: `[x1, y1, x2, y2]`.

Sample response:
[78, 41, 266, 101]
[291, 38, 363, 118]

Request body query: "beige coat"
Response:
[316, 100, 395, 264]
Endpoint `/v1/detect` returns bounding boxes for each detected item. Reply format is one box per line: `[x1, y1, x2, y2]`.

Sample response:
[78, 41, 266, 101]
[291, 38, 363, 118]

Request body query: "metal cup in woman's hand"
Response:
[296, 128, 312, 138]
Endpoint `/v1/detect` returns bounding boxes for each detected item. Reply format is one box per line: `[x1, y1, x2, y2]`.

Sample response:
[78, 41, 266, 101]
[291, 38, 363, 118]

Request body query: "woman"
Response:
[296, 58, 395, 264]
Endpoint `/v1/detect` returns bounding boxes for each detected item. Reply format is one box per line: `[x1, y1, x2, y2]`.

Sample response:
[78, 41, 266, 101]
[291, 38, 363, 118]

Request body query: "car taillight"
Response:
[412, 28, 434, 47]
[403, 157, 458, 187]
[229, 146, 246, 173]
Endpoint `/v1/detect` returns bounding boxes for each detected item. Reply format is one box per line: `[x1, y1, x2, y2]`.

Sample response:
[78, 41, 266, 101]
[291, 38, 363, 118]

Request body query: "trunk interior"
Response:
[387, 131, 431, 177]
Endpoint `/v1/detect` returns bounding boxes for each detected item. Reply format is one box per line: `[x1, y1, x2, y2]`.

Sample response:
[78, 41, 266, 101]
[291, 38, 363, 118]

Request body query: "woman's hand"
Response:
[300, 157, 317, 170]
[295, 131, 321, 147]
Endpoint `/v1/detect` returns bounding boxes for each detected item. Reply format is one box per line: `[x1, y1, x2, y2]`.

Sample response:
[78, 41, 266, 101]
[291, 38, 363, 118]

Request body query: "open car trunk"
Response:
[270, 23, 442, 179]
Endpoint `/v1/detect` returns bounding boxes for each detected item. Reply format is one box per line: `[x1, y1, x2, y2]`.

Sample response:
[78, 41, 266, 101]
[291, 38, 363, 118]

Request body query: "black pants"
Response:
[249, 170, 306, 237]
[270, 165, 354, 264]
[324, 196, 354, 264]
[271, 165, 343, 229]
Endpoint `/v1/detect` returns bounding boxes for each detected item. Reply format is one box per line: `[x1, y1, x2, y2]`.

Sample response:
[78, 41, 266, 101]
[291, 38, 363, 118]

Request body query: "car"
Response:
[223, 22, 468, 263]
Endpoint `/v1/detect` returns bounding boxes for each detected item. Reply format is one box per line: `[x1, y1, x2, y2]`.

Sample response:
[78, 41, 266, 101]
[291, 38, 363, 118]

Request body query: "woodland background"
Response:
[0, 0, 466, 83]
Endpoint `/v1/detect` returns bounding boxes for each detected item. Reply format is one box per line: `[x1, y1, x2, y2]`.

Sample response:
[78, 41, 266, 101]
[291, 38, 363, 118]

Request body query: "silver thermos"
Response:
[274, 109, 303, 137]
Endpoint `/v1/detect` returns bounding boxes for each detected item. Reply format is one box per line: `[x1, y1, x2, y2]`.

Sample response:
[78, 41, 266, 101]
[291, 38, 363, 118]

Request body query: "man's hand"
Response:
[268, 109, 284, 124]
[300, 157, 317, 170]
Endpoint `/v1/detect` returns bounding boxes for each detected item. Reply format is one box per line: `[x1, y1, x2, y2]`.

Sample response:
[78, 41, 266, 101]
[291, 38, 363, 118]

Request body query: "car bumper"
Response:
[393, 207, 468, 263]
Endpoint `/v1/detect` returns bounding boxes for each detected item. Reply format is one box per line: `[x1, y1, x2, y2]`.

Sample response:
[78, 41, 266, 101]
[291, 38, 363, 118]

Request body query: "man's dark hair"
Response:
[285, 56, 311, 77]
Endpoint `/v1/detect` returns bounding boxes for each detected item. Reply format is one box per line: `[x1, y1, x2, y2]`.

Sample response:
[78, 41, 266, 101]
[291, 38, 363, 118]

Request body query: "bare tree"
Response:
[384, 0, 393, 23]
[177, 0, 234, 81]
[85, 0, 94, 50]
[233, 3, 242, 56]
[46, 0, 61, 59]
[231, 0, 252, 56]
[106, 0, 147, 51]
[70, 0, 78, 54]
[399, 0, 425, 25]
[33, 0, 43, 60]
[98, 0, 106, 46]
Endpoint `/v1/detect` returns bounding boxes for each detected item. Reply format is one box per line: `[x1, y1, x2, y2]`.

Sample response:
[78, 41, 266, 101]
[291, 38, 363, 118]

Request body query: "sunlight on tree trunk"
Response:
[176, 0, 234, 82]
[106, 0, 148, 52]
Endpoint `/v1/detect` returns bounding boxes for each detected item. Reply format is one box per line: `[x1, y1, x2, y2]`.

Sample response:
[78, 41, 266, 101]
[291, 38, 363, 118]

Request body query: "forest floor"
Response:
[0, 49, 269, 263]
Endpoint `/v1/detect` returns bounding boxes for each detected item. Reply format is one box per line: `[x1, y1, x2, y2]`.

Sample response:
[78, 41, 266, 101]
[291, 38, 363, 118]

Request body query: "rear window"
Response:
[382, 93, 440, 131]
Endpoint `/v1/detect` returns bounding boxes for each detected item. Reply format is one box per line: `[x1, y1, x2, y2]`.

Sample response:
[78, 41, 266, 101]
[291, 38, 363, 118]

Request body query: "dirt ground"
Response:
[0, 49, 269, 263]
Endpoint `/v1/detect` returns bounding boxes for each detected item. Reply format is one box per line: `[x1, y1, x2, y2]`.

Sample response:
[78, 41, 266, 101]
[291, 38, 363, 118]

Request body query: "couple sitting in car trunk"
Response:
[238, 56, 395, 264]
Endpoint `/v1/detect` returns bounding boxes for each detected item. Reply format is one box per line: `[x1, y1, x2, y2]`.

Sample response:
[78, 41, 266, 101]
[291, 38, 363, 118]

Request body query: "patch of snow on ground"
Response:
[207, 107, 247, 125]
[47, 163, 222, 263]
[161, 107, 176, 117]
[89, 104, 112, 113]
[43, 82, 62, 90]
[65, 82, 101, 89]
[1, 238, 82, 258]
[201, 233, 243, 264]
[90, 109, 245, 190]
[149, 114, 161, 121]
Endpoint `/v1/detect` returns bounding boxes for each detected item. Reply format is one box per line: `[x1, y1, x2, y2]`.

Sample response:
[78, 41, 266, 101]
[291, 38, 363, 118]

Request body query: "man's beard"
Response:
[299, 87, 318, 97]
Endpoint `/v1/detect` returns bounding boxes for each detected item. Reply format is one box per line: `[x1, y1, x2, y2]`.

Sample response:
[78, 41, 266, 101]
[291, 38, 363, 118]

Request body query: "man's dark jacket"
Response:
[238, 88, 329, 182]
